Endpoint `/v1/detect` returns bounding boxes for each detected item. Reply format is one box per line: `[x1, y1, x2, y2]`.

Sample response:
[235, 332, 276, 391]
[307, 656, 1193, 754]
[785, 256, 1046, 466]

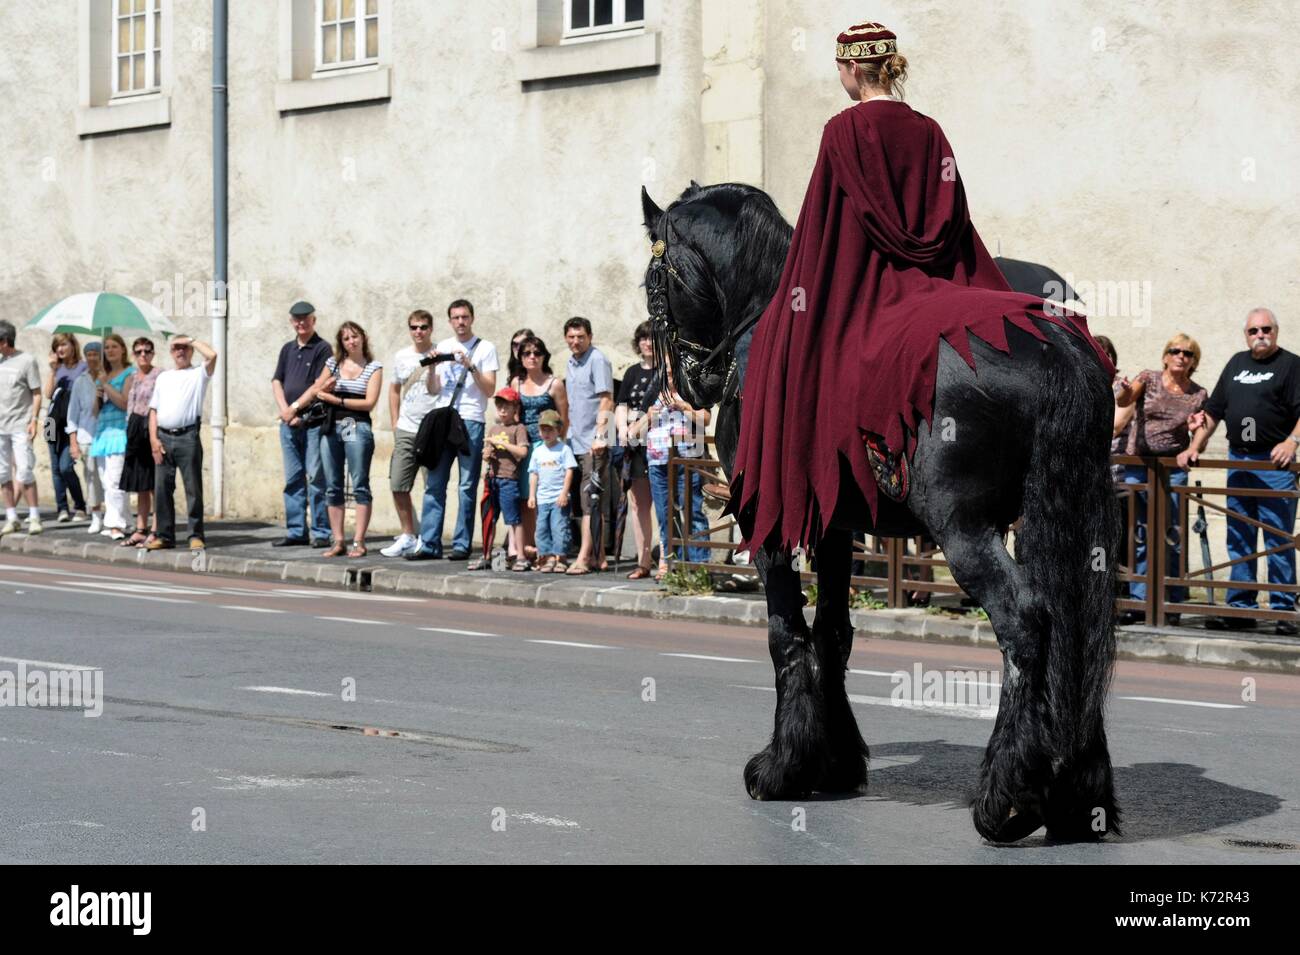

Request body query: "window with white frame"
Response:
[112, 0, 161, 98]
[316, 0, 379, 72]
[562, 0, 645, 42]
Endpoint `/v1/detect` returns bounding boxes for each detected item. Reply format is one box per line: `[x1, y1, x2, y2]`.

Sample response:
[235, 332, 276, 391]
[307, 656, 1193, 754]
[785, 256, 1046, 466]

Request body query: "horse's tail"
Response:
[1017, 338, 1121, 837]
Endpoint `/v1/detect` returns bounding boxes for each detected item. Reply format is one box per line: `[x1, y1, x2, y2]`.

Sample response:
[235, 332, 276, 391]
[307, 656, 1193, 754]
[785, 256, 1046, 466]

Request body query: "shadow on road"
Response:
[865, 740, 1284, 844]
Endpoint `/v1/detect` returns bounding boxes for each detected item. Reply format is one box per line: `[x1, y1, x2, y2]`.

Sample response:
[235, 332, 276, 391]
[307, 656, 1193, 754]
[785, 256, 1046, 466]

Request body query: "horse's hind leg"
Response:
[744, 546, 828, 799]
[810, 526, 868, 792]
[939, 524, 1054, 842]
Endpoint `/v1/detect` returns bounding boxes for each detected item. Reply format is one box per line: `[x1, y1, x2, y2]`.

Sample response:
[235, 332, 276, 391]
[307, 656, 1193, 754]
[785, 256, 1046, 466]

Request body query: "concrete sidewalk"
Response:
[2, 518, 1297, 673]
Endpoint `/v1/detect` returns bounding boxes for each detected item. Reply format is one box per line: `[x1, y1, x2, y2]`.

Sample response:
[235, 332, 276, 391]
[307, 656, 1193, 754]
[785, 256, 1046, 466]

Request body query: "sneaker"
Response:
[56, 511, 71, 523]
[0, 518, 19, 536]
[189, 538, 206, 551]
[72, 510, 88, 522]
[26, 516, 43, 535]
[381, 534, 418, 558]
[145, 538, 174, 551]
[447, 549, 471, 561]
[403, 546, 442, 561]
[88, 514, 103, 534]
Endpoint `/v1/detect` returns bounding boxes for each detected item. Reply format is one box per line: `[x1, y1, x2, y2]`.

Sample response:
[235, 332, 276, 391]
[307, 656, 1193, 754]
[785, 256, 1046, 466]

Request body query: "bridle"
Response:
[645, 214, 761, 407]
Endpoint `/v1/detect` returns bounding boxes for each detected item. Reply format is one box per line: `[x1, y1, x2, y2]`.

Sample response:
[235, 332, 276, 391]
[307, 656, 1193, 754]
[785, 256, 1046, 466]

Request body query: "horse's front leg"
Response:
[744, 545, 829, 799]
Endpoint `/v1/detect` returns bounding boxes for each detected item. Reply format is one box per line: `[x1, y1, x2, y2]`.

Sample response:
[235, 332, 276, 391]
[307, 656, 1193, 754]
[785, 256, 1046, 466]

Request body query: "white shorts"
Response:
[0, 431, 35, 485]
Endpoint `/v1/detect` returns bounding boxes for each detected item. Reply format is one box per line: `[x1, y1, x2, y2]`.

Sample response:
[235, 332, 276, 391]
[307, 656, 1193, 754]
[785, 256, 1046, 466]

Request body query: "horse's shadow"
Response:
[856, 740, 1284, 844]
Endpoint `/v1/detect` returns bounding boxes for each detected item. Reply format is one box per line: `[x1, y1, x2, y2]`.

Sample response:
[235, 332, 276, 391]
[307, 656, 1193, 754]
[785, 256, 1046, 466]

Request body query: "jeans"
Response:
[155, 428, 204, 544]
[418, 419, 485, 556]
[535, 500, 570, 557]
[1123, 464, 1189, 603]
[491, 475, 522, 527]
[321, 420, 375, 507]
[1225, 449, 1298, 611]
[649, 462, 709, 562]
[279, 422, 329, 540]
[48, 441, 86, 514]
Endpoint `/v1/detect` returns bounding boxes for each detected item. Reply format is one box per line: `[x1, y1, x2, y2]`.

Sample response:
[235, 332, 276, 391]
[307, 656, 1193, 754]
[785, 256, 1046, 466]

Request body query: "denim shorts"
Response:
[492, 475, 522, 526]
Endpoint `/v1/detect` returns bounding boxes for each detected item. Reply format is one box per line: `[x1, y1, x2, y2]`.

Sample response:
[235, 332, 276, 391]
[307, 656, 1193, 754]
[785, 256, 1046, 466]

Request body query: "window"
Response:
[562, 0, 645, 42]
[316, 0, 379, 72]
[112, 0, 161, 98]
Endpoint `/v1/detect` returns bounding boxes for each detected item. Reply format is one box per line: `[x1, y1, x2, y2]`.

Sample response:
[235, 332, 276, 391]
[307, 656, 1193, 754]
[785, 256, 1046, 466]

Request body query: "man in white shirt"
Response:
[146, 335, 217, 550]
[0, 320, 43, 536]
[406, 299, 498, 560]
[380, 309, 438, 558]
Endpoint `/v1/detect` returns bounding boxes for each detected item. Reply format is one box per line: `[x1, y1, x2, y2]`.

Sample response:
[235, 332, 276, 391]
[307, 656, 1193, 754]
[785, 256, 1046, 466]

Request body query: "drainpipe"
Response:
[211, 0, 228, 516]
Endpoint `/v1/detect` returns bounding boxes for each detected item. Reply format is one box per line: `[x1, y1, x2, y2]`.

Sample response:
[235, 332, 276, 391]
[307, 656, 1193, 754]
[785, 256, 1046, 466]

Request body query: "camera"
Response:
[418, 352, 457, 367]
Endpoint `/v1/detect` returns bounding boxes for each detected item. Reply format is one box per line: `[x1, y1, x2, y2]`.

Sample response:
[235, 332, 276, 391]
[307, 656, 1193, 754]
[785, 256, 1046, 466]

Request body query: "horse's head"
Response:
[640, 181, 792, 410]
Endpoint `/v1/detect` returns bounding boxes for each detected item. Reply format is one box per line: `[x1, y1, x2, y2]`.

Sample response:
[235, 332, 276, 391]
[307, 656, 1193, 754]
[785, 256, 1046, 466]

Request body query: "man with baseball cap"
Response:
[271, 300, 333, 547]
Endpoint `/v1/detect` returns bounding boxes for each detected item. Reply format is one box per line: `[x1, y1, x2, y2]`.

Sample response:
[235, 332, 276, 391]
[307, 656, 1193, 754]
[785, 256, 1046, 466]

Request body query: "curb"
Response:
[3, 532, 1295, 673]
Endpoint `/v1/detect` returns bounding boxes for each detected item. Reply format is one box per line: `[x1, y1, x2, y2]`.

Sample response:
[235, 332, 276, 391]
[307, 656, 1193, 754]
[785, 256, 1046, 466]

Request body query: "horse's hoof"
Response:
[983, 806, 1045, 844]
[819, 755, 869, 795]
[744, 749, 814, 800]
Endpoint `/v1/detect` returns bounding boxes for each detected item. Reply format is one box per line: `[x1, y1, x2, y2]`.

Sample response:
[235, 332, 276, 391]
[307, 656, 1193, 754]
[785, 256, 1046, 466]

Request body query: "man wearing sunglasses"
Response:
[1180, 307, 1300, 634]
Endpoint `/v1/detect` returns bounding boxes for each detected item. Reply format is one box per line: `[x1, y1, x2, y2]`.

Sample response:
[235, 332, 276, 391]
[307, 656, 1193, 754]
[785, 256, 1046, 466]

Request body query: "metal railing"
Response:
[666, 441, 1300, 626]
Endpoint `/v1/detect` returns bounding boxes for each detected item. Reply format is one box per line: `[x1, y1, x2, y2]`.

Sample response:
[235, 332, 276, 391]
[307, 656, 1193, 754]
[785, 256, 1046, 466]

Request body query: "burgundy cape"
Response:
[731, 100, 1111, 550]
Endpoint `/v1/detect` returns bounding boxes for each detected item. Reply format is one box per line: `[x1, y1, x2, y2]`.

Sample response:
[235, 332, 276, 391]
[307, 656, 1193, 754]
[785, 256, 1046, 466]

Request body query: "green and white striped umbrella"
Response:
[26, 292, 178, 337]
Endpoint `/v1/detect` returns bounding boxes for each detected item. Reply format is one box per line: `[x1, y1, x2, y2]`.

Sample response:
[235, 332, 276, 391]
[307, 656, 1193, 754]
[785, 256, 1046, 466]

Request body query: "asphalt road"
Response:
[1, 555, 1297, 864]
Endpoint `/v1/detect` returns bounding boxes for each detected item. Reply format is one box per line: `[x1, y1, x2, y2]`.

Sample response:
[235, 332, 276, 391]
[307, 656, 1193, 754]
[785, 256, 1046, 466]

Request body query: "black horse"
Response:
[641, 182, 1120, 843]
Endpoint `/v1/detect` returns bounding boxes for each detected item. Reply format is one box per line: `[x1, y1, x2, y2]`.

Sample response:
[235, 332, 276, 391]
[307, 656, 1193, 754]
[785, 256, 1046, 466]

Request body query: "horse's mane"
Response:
[664, 182, 793, 326]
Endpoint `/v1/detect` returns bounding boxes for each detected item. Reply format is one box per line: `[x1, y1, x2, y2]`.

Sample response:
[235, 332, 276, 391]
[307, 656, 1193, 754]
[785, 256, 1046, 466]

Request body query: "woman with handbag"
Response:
[299, 322, 383, 558]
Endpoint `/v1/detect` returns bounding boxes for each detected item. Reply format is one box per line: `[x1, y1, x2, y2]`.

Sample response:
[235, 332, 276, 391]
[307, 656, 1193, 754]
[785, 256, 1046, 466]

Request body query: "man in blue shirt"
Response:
[271, 301, 333, 547]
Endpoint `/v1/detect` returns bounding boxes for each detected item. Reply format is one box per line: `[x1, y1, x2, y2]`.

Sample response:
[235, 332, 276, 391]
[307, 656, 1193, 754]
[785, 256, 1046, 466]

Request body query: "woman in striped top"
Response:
[300, 321, 383, 557]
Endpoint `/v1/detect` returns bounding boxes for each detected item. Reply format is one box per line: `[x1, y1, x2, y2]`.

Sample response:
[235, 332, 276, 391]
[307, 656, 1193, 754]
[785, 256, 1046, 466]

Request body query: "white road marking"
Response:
[849, 667, 1002, 688]
[220, 605, 286, 614]
[278, 588, 419, 603]
[316, 616, 390, 625]
[528, 639, 615, 650]
[1119, 696, 1245, 710]
[2, 580, 191, 604]
[510, 812, 580, 829]
[64, 579, 212, 596]
[420, 627, 499, 637]
[661, 652, 758, 664]
[849, 668, 900, 678]
[0, 655, 98, 671]
[241, 686, 334, 697]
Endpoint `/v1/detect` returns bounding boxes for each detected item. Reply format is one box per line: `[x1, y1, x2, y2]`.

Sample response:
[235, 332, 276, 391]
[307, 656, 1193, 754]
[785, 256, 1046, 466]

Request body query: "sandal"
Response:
[565, 563, 590, 576]
[121, 530, 148, 547]
[511, 560, 533, 572]
[322, 541, 346, 558]
[654, 563, 670, 582]
[627, 565, 652, 580]
[466, 556, 491, 571]
[137, 533, 159, 550]
[538, 558, 556, 574]
[552, 561, 568, 574]
[348, 541, 367, 558]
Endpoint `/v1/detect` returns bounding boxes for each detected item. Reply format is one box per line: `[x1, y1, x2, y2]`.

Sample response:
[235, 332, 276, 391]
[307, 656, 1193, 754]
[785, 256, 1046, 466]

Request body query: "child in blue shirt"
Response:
[527, 409, 577, 572]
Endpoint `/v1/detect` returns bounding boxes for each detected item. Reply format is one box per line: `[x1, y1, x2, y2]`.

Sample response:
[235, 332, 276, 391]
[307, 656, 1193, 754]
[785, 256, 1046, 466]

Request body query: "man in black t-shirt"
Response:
[1180, 308, 1300, 633]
